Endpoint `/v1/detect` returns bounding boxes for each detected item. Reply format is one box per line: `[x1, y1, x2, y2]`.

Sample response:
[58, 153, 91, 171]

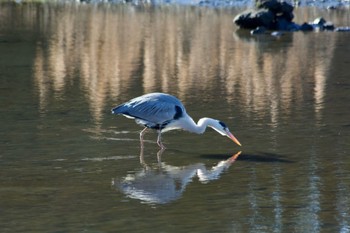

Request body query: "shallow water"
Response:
[0, 2, 350, 232]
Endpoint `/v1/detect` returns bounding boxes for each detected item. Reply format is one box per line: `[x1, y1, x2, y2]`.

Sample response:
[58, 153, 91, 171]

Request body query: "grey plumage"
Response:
[112, 93, 185, 130]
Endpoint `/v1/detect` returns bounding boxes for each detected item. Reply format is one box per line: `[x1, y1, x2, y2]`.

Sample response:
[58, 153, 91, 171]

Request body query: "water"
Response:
[1, 2, 350, 232]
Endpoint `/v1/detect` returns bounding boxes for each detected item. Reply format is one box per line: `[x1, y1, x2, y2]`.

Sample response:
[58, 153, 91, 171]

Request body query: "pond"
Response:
[0, 2, 350, 232]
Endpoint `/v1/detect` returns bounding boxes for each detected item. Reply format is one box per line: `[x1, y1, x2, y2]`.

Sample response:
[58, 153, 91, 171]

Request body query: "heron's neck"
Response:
[185, 117, 217, 134]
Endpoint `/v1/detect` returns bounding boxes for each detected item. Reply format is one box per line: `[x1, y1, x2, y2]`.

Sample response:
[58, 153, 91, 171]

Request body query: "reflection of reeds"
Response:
[27, 4, 342, 125]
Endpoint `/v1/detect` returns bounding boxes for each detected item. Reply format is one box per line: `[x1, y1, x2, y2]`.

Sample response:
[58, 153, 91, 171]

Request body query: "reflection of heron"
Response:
[111, 93, 241, 149]
[112, 151, 241, 204]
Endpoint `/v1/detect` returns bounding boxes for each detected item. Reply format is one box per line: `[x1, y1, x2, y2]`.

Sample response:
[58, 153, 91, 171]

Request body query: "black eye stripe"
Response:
[218, 121, 227, 128]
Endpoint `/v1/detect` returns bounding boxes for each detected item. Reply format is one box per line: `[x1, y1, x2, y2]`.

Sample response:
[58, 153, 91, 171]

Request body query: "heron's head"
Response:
[210, 120, 242, 146]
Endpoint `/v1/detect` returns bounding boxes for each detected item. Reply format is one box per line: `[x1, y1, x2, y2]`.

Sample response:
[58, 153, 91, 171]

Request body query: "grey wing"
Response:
[112, 93, 185, 126]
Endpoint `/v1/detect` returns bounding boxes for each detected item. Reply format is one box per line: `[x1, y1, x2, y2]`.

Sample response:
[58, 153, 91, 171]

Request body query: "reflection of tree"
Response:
[30, 5, 342, 128]
[112, 150, 241, 204]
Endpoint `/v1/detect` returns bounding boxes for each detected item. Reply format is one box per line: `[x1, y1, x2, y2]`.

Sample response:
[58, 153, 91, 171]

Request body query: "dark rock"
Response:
[300, 22, 314, 31]
[310, 18, 334, 31]
[234, 0, 348, 33]
[335, 27, 350, 32]
[276, 18, 299, 31]
[233, 9, 275, 29]
[277, 11, 294, 22]
[286, 22, 300, 31]
[276, 18, 290, 30]
[271, 31, 284, 36]
[280, 1, 294, 14]
[327, 5, 337, 10]
[234, 0, 295, 31]
[256, 0, 279, 11]
[323, 22, 335, 31]
[256, 0, 293, 14]
[250, 26, 267, 35]
[313, 17, 327, 26]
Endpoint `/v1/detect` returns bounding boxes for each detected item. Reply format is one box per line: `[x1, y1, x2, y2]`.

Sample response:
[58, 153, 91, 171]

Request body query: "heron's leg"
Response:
[157, 147, 165, 164]
[140, 127, 148, 149]
[139, 144, 145, 164]
[156, 130, 166, 150]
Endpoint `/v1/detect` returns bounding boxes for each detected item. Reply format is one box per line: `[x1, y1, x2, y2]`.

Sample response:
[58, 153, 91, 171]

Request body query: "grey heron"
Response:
[111, 93, 241, 149]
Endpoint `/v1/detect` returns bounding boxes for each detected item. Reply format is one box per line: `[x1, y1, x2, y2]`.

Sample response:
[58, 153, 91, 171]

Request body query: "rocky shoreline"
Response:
[10, 0, 350, 33]
[42, 0, 350, 8]
[233, 0, 350, 34]
[73, 0, 350, 34]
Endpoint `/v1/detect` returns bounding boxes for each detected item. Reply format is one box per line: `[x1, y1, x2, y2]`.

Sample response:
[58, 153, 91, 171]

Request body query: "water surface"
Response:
[0, 3, 350, 232]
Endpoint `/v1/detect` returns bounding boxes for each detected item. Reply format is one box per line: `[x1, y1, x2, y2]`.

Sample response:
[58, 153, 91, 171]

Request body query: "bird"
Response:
[111, 92, 241, 149]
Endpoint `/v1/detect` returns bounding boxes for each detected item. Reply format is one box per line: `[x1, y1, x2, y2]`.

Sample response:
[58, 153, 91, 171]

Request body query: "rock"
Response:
[276, 18, 300, 31]
[276, 18, 289, 30]
[279, 11, 294, 22]
[300, 22, 314, 31]
[234, 0, 295, 31]
[250, 26, 267, 35]
[280, 1, 294, 14]
[310, 18, 335, 31]
[233, 9, 275, 29]
[327, 5, 337, 10]
[323, 22, 335, 31]
[313, 17, 327, 26]
[256, 0, 294, 14]
[286, 22, 300, 31]
[335, 27, 350, 32]
[271, 31, 284, 36]
[256, 0, 279, 11]
[234, 0, 348, 33]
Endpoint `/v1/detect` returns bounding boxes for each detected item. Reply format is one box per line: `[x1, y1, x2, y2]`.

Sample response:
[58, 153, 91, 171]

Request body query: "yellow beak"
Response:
[226, 130, 242, 146]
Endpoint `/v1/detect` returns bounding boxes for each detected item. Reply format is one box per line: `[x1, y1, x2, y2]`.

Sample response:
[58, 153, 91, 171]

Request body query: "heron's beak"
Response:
[226, 130, 242, 146]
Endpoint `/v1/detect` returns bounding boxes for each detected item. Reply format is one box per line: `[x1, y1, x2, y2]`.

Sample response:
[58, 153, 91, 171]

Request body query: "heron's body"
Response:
[112, 93, 241, 149]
